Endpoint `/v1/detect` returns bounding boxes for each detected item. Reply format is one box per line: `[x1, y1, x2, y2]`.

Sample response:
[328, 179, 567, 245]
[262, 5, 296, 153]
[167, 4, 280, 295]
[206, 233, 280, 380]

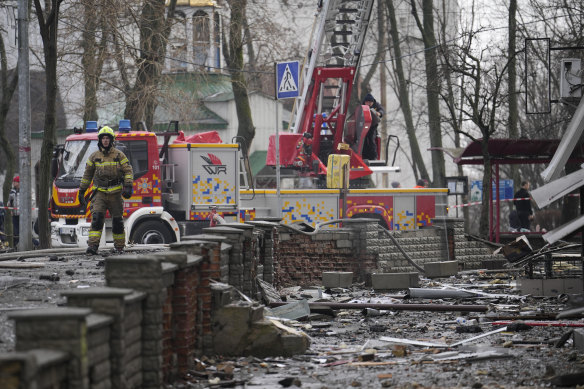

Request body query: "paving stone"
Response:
[371, 272, 419, 290]
[322, 272, 353, 288]
[574, 329, 584, 352]
[424, 261, 458, 278]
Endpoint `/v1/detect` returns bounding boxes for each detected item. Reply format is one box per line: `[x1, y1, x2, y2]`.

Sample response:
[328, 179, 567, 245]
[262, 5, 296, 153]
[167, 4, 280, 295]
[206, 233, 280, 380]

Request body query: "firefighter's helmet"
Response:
[98, 126, 115, 141]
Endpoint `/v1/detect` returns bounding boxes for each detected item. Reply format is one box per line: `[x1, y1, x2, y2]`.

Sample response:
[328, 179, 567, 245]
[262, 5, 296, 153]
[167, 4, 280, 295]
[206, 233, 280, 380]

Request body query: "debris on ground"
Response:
[2, 247, 584, 388]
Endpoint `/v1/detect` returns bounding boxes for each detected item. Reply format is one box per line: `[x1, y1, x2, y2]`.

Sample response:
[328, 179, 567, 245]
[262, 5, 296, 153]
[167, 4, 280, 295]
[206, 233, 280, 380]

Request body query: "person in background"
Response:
[8, 176, 20, 246]
[0, 199, 5, 245]
[414, 179, 428, 188]
[514, 180, 534, 231]
[362, 93, 385, 160]
[509, 210, 521, 232]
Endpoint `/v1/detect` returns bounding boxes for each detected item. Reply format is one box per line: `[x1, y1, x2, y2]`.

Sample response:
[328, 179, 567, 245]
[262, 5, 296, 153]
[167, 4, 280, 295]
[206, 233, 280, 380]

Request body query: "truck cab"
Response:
[50, 121, 180, 247]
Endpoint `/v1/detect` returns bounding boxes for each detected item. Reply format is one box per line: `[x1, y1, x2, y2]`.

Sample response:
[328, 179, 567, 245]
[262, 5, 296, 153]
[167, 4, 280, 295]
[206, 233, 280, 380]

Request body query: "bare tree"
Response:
[507, 0, 520, 186]
[34, 0, 63, 248]
[410, 0, 445, 187]
[385, 0, 430, 182]
[222, 0, 255, 151]
[80, 0, 108, 123]
[0, 25, 18, 246]
[437, 0, 469, 226]
[445, 28, 511, 236]
[122, 0, 177, 129]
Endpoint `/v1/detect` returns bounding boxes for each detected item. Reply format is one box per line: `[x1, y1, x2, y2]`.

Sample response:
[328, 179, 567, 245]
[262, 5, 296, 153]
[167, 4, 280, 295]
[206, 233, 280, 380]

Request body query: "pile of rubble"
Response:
[1, 244, 584, 388]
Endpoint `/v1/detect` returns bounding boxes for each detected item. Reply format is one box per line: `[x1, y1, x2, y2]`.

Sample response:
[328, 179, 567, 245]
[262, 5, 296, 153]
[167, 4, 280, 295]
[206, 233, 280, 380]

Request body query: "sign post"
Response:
[275, 61, 299, 213]
[446, 176, 468, 218]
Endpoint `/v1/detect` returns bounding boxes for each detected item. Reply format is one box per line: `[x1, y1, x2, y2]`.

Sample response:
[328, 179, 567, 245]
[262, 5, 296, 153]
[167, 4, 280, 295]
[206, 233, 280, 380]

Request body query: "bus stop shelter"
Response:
[440, 138, 584, 242]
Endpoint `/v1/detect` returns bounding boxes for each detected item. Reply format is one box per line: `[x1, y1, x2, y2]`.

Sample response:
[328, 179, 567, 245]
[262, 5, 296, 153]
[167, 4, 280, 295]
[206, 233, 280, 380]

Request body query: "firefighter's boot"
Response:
[86, 245, 99, 255]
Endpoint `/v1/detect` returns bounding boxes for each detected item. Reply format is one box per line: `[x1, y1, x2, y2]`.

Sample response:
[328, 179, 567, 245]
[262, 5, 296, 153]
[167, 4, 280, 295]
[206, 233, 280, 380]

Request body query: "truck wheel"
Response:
[131, 220, 173, 244]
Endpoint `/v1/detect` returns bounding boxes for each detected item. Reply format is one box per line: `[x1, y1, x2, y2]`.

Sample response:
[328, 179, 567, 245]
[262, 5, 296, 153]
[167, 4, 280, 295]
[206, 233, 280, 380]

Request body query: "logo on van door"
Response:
[201, 153, 227, 175]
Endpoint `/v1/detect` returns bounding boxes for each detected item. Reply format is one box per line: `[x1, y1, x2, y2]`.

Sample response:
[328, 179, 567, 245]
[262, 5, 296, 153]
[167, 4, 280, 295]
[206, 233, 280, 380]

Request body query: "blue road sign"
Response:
[470, 180, 514, 202]
[276, 61, 299, 100]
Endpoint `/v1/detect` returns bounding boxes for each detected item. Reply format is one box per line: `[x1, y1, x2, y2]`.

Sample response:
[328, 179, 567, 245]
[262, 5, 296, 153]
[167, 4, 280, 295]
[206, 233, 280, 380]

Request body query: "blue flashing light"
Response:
[119, 119, 131, 132]
[86, 121, 98, 132]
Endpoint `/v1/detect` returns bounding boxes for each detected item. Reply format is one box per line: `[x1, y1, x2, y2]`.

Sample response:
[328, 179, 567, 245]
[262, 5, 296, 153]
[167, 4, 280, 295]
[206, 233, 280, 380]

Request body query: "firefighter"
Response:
[78, 126, 133, 255]
[293, 132, 313, 170]
[362, 93, 385, 160]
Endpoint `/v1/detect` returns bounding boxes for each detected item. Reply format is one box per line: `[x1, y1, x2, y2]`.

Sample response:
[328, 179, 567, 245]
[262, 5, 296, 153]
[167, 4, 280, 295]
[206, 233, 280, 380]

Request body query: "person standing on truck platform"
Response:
[8, 176, 20, 246]
[514, 180, 533, 232]
[78, 126, 133, 255]
[362, 93, 385, 161]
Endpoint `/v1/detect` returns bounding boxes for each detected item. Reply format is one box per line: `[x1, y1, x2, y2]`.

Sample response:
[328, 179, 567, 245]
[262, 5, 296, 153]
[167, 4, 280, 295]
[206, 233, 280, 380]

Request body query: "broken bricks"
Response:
[212, 301, 310, 357]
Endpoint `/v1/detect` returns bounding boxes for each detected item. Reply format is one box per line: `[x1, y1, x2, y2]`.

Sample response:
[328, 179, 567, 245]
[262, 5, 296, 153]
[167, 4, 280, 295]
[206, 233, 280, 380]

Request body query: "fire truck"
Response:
[49, 120, 446, 248]
[50, 120, 242, 247]
[49, 0, 448, 247]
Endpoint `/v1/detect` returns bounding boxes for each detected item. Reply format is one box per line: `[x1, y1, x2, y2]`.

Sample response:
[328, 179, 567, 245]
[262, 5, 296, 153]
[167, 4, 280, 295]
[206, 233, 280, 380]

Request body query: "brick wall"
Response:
[2, 242, 231, 389]
[432, 217, 504, 269]
[274, 227, 377, 287]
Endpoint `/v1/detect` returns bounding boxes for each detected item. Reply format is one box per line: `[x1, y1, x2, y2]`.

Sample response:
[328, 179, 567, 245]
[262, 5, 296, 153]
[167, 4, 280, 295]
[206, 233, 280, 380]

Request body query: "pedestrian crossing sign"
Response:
[276, 61, 299, 99]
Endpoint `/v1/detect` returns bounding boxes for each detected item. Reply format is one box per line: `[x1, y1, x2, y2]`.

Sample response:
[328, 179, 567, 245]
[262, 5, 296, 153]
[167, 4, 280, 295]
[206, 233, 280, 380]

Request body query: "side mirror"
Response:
[51, 145, 65, 179]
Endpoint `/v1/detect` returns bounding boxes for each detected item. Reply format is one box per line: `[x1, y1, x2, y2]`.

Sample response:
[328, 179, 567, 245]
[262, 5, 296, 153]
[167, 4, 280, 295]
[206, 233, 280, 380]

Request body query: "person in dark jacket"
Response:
[513, 181, 533, 231]
[362, 93, 385, 160]
[8, 176, 20, 245]
[0, 200, 5, 244]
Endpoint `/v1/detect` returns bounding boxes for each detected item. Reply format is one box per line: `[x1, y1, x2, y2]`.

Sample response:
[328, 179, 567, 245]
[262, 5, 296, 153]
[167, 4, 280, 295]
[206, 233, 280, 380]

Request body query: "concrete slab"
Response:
[371, 272, 419, 290]
[574, 329, 584, 353]
[564, 278, 584, 294]
[543, 278, 564, 296]
[517, 278, 543, 296]
[322, 272, 353, 288]
[518, 278, 584, 296]
[424, 261, 458, 278]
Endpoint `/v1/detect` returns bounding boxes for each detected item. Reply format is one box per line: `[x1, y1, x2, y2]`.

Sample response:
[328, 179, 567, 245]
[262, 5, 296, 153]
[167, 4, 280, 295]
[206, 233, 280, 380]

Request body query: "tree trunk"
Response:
[508, 0, 520, 185]
[385, 0, 429, 181]
[439, 1, 468, 225]
[411, 0, 445, 187]
[81, 0, 107, 123]
[359, 11, 382, 99]
[34, 0, 62, 249]
[0, 32, 18, 246]
[479, 135, 491, 237]
[378, 0, 388, 187]
[223, 0, 255, 151]
[124, 0, 175, 129]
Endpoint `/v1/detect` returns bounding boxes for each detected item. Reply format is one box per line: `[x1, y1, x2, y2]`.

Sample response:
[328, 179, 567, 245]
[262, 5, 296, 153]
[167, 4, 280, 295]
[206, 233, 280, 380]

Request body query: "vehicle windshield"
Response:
[57, 140, 98, 180]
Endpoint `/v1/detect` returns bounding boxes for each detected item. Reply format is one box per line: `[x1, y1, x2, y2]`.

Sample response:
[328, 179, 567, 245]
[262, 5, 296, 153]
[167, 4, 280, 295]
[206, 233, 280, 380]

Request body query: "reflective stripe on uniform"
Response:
[113, 233, 125, 240]
[120, 157, 129, 164]
[86, 160, 94, 166]
[96, 185, 123, 193]
[94, 161, 120, 167]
